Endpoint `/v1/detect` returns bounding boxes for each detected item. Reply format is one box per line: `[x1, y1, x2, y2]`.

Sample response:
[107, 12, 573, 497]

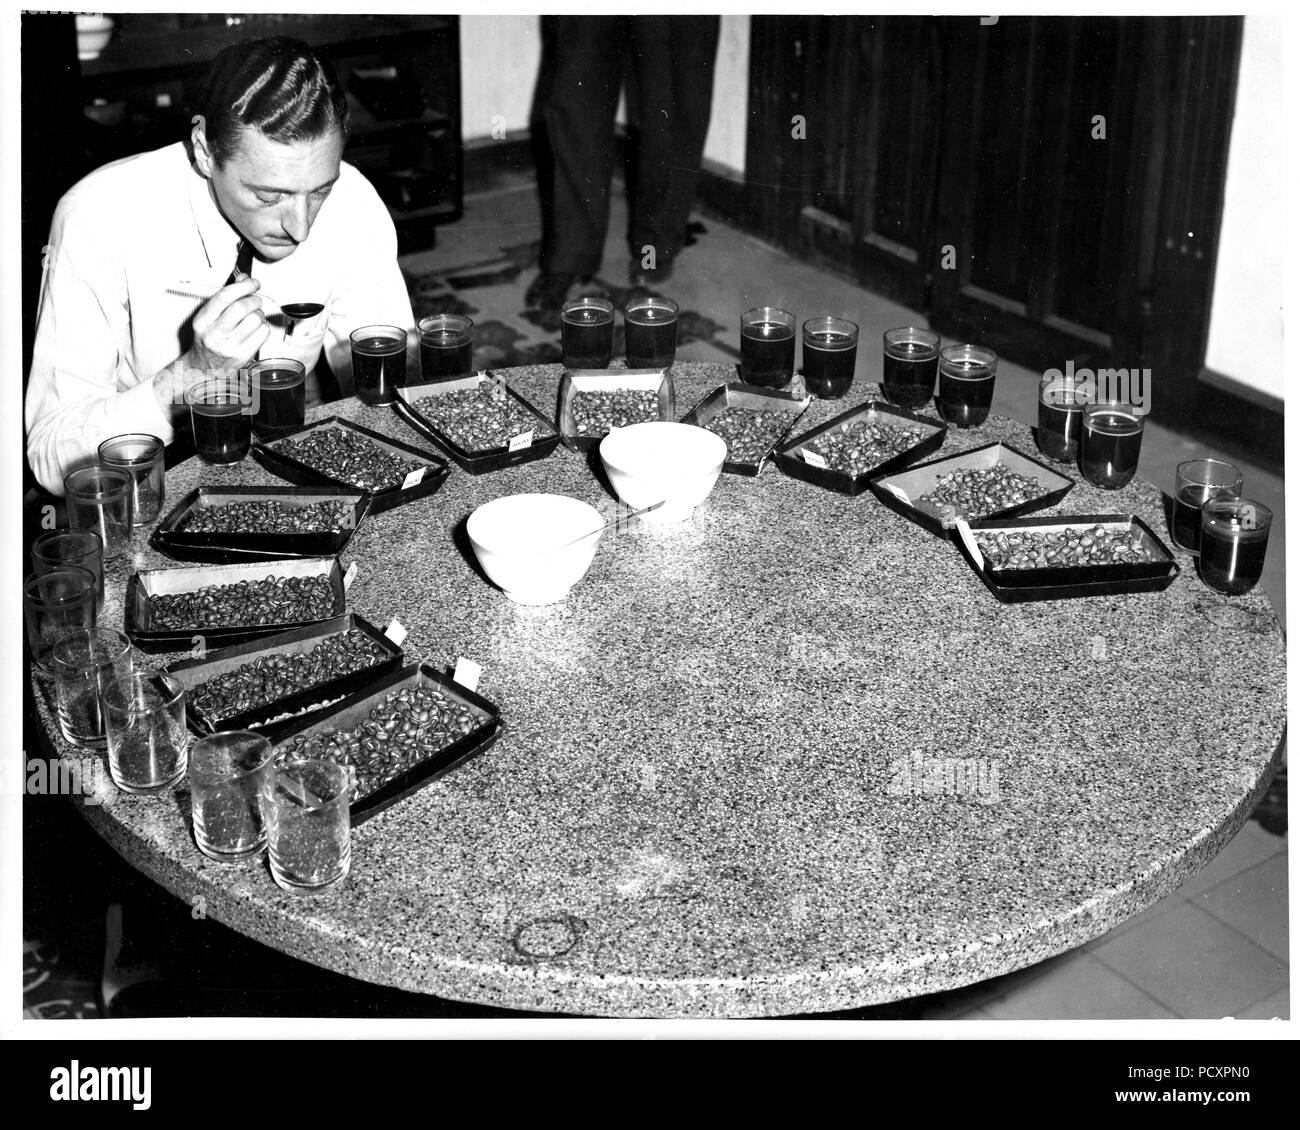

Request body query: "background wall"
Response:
[460, 11, 750, 176]
[1204, 15, 1284, 404]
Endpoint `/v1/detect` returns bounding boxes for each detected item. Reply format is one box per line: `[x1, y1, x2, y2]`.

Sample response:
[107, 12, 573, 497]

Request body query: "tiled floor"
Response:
[409, 181, 1289, 1021]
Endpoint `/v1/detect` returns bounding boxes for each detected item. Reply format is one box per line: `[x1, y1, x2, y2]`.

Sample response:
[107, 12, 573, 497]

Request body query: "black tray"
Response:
[164, 613, 405, 739]
[273, 662, 502, 826]
[126, 556, 348, 653]
[556, 368, 675, 451]
[680, 382, 811, 476]
[250, 417, 451, 514]
[869, 441, 1074, 536]
[773, 400, 947, 495]
[954, 514, 1181, 602]
[151, 486, 370, 564]
[392, 372, 561, 475]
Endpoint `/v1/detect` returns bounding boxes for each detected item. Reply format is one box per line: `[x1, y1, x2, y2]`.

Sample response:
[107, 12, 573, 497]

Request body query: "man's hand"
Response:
[188, 277, 271, 373]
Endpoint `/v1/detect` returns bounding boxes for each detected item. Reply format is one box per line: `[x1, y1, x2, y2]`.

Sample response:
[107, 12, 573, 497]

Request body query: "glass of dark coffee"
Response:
[418, 314, 474, 382]
[1199, 497, 1271, 596]
[561, 297, 614, 369]
[740, 306, 796, 388]
[350, 325, 408, 406]
[1171, 458, 1243, 554]
[1080, 402, 1145, 489]
[881, 328, 940, 409]
[937, 344, 997, 427]
[187, 376, 252, 465]
[249, 359, 306, 440]
[801, 317, 858, 399]
[624, 296, 678, 369]
[1037, 374, 1089, 463]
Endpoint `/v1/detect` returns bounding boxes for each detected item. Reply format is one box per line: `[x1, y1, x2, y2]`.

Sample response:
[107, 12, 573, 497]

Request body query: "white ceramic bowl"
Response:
[467, 493, 604, 605]
[76, 15, 114, 60]
[599, 421, 727, 523]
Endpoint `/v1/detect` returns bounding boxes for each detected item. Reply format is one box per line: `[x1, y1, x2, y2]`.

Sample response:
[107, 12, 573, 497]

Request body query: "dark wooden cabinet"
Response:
[75, 14, 462, 252]
[746, 15, 1258, 451]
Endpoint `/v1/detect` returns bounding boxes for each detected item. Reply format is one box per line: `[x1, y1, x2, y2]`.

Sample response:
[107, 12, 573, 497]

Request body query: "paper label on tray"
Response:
[453, 657, 482, 693]
[401, 467, 426, 490]
[508, 430, 534, 452]
[955, 520, 985, 570]
[801, 448, 829, 470]
[343, 561, 358, 590]
[879, 482, 911, 505]
[384, 618, 407, 647]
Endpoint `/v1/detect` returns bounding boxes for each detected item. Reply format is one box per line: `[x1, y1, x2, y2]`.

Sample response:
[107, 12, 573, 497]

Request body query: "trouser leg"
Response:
[535, 16, 625, 277]
[625, 15, 721, 267]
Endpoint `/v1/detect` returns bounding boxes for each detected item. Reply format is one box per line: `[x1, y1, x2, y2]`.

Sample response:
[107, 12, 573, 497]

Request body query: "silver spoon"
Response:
[556, 500, 664, 551]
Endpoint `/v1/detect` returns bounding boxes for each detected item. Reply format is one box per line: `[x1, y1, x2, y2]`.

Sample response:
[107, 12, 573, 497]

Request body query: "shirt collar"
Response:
[186, 148, 242, 272]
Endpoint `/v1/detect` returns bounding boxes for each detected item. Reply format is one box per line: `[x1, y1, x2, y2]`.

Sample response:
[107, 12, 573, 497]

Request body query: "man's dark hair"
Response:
[198, 36, 349, 164]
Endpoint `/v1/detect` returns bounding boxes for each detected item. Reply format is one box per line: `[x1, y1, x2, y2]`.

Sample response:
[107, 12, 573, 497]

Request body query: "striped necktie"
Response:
[226, 238, 254, 285]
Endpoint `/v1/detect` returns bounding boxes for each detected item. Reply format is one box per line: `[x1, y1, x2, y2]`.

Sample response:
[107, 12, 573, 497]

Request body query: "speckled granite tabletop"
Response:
[32, 361, 1286, 1018]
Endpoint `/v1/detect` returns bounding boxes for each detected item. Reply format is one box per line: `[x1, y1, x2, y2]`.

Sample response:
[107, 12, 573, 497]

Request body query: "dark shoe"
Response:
[525, 272, 583, 311]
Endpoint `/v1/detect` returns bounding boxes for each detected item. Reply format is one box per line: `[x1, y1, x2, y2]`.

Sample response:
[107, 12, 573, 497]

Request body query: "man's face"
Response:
[199, 125, 345, 263]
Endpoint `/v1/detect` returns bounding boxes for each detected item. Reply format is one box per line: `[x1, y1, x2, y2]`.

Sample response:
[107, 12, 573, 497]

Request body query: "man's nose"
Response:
[280, 197, 311, 243]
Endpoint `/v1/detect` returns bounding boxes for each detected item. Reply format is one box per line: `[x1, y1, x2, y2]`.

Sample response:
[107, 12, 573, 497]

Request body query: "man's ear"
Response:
[191, 116, 214, 178]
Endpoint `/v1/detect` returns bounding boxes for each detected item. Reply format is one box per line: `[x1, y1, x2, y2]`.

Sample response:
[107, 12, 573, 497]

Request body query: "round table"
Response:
[34, 361, 1286, 1018]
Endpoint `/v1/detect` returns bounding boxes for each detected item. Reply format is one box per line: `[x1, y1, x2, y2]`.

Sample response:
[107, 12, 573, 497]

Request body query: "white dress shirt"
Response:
[25, 141, 415, 494]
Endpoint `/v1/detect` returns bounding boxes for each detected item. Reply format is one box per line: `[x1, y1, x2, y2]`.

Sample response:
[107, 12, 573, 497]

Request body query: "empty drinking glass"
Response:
[64, 465, 133, 558]
[24, 566, 98, 676]
[264, 758, 354, 893]
[98, 433, 165, 528]
[190, 731, 276, 862]
[50, 628, 133, 749]
[103, 670, 189, 795]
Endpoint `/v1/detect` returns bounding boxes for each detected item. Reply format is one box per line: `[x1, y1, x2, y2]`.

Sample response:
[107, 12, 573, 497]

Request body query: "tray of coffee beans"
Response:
[151, 487, 371, 563]
[773, 400, 947, 495]
[557, 368, 675, 451]
[251, 417, 450, 514]
[126, 556, 348, 652]
[953, 514, 1180, 602]
[869, 441, 1074, 537]
[165, 614, 405, 738]
[274, 662, 502, 825]
[680, 383, 811, 476]
[393, 371, 561, 474]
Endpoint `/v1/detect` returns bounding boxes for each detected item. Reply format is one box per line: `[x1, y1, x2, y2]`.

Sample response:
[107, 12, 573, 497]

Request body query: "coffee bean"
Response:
[150, 574, 336, 630]
[804, 418, 927, 476]
[190, 628, 391, 719]
[570, 390, 659, 437]
[273, 428, 425, 492]
[281, 685, 485, 803]
[704, 406, 799, 464]
[915, 465, 1042, 522]
[979, 524, 1157, 570]
[182, 499, 352, 536]
[412, 386, 554, 451]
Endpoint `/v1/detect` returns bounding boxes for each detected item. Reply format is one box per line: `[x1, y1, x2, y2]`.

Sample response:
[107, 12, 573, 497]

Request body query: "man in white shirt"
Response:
[25, 36, 416, 495]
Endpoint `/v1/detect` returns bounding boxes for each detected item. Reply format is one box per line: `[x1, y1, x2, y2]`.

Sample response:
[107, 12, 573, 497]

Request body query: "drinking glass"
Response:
[624, 297, 678, 369]
[189, 731, 276, 862]
[418, 314, 474, 382]
[561, 297, 615, 370]
[740, 306, 796, 387]
[24, 566, 97, 676]
[31, 529, 104, 602]
[1080, 402, 1145, 489]
[50, 628, 133, 749]
[881, 328, 940, 409]
[102, 671, 188, 795]
[351, 325, 408, 406]
[802, 316, 858, 399]
[1199, 498, 1272, 596]
[936, 344, 997, 427]
[264, 758, 354, 893]
[98, 434, 165, 527]
[1036, 374, 1089, 464]
[249, 359, 306, 439]
[64, 466, 133, 558]
[1171, 458, 1243, 554]
[187, 375, 252, 464]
